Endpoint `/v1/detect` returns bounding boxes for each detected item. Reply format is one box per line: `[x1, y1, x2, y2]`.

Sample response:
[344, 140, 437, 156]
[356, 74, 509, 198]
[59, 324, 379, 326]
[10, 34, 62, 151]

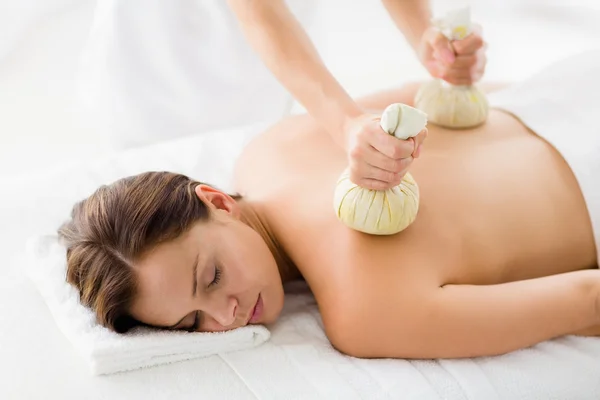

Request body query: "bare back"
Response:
[233, 84, 599, 358]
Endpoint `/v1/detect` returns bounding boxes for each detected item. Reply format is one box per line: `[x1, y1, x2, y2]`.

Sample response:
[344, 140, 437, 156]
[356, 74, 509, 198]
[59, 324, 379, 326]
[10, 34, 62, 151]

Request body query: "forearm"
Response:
[227, 0, 362, 149]
[415, 270, 600, 358]
[381, 0, 432, 51]
[356, 269, 600, 359]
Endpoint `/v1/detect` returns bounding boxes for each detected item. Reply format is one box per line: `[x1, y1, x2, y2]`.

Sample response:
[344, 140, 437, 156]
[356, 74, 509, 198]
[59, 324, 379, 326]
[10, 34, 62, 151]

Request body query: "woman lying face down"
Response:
[59, 172, 292, 334]
[60, 56, 600, 359]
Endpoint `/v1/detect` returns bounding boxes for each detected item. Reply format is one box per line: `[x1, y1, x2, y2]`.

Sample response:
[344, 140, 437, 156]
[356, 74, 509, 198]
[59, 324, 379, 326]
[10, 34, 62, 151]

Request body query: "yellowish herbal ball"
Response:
[334, 170, 420, 235]
[333, 103, 426, 235]
[414, 80, 489, 129]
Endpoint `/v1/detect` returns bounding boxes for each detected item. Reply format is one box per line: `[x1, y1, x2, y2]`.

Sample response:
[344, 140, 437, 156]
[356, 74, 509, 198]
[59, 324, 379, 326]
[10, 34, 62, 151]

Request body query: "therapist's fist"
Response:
[343, 113, 427, 191]
[418, 24, 487, 85]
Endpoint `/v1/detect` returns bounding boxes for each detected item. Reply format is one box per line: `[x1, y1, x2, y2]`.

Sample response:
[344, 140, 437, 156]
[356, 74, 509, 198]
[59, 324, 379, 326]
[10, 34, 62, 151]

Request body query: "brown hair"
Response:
[58, 171, 238, 333]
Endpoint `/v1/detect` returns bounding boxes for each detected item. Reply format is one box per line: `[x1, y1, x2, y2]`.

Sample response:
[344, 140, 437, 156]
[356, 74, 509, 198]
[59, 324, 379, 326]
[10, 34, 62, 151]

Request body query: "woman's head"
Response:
[58, 171, 285, 333]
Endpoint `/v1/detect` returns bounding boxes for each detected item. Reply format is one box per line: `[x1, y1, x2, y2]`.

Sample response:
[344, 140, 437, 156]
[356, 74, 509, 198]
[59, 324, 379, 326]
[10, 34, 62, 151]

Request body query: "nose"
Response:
[208, 295, 238, 328]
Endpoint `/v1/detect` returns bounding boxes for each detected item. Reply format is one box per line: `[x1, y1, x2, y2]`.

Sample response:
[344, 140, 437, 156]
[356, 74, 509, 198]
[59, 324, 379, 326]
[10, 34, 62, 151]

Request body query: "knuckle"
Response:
[381, 132, 395, 144]
[361, 180, 374, 190]
[348, 145, 362, 159]
[440, 70, 452, 81]
[377, 169, 394, 183]
[386, 171, 396, 182]
[424, 25, 439, 40]
[391, 146, 403, 159]
[452, 40, 464, 53]
[378, 147, 391, 159]
[363, 124, 375, 136]
[392, 159, 404, 174]
[381, 140, 396, 158]
[430, 31, 442, 44]
[374, 181, 387, 191]
[394, 174, 405, 187]
[356, 128, 369, 141]
[431, 32, 447, 49]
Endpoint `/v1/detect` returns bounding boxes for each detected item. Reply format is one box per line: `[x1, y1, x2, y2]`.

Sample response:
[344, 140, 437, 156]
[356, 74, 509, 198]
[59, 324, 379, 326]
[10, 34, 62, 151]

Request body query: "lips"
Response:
[248, 294, 263, 324]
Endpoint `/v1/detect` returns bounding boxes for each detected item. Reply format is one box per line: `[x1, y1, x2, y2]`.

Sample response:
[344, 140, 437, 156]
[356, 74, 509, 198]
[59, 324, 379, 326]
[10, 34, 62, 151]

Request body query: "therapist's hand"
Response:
[343, 113, 427, 191]
[417, 24, 486, 85]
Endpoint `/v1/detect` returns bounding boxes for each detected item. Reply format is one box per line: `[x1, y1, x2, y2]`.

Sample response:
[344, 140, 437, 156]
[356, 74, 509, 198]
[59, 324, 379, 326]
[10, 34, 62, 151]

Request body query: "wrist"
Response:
[339, 106, 367, 150]
[381, 0, 432, 53]
[411, 22, 435, 55]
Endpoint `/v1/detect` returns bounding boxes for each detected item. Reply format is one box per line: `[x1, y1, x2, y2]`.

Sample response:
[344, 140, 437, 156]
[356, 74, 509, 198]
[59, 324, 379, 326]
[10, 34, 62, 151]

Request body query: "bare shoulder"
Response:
[292, 226, 441, 358]
[233, 114, 320, 195]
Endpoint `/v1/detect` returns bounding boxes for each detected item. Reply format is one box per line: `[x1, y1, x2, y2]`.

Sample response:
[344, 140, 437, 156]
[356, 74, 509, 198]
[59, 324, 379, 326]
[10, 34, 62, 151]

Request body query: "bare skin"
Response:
[233, 82, 599, 359]
[227, 0, 485, 190]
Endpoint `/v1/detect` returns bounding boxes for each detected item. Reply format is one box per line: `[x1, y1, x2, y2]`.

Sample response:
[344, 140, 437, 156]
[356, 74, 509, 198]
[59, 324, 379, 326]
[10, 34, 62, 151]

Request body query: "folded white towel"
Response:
[24, 234, 271, 376]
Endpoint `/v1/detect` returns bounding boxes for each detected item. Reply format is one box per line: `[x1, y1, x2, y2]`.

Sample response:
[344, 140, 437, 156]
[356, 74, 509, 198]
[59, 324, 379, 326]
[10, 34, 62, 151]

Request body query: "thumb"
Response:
[428, 30, 455, 64]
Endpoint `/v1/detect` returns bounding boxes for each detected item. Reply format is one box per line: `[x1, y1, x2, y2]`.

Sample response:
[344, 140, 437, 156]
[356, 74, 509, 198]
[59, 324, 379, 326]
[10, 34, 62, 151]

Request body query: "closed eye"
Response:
[209, 264, 222, 288]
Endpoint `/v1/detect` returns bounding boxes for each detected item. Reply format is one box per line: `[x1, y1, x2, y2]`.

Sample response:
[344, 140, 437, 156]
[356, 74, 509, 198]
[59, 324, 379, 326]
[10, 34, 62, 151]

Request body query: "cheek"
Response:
[222, 239, 262, 289]
[232, 230, 272, 276]
[223, 225, 281, 298]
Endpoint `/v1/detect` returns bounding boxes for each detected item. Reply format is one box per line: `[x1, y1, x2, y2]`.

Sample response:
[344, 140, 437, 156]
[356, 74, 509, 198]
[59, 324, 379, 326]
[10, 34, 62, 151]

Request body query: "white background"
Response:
[0, 0, 599, 180]
[1, 1, 599, 399]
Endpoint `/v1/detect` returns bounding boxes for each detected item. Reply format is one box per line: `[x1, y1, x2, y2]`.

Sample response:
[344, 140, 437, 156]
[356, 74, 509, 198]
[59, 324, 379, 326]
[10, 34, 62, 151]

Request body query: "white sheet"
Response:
[5, 120, 600, 399]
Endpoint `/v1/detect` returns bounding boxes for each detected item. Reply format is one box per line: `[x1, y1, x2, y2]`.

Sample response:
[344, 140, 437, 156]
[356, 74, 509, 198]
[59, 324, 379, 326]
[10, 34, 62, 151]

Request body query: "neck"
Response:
[237, 200, 300, 283]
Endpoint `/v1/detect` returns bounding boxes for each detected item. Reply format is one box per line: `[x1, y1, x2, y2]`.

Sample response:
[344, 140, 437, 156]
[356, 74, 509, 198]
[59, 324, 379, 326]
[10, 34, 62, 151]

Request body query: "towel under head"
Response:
[24, 234, 270, 375]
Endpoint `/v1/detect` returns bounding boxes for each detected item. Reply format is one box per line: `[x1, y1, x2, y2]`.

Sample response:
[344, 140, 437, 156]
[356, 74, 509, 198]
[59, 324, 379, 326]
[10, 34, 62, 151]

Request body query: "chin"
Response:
[262, 290, 285, 324]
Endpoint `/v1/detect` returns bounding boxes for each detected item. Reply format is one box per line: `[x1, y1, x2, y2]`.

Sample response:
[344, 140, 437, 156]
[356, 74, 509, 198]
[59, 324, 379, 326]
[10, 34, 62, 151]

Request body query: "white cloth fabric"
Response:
[10, 79, 600, 395]
[0, 0, 77, 61]
[9, 49, 600, 397]
[488, 48, 600, 261]
[24, 233, 270, 376]
[77, 0, 318, 149]
[217, 281, 600, 399]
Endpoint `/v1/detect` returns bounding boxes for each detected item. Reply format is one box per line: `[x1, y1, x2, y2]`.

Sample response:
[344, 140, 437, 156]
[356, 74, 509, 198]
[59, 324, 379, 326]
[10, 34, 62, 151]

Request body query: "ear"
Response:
[194, 184, 240, 218]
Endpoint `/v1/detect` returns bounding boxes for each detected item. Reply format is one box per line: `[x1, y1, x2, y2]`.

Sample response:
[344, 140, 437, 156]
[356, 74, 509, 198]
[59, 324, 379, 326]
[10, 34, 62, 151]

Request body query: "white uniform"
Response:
[78, 0, 318, 149]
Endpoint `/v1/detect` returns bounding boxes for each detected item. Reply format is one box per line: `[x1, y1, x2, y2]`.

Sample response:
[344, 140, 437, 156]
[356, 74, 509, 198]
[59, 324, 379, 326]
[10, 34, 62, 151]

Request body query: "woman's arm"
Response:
[227, 0, 428, 191]
[329, 269, 600, 359]
[381, 0, 432, 51]
[381, 0, 487, 85]
[227, 0, 362, 150]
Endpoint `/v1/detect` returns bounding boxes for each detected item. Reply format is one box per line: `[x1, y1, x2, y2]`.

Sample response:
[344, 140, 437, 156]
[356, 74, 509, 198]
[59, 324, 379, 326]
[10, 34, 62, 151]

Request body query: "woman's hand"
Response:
[343, 113, 427, 191]
[417, 25, 487, 86]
